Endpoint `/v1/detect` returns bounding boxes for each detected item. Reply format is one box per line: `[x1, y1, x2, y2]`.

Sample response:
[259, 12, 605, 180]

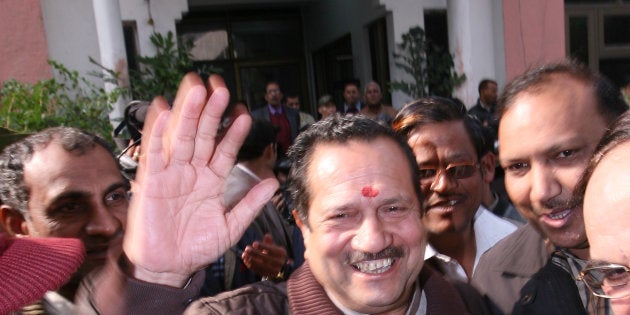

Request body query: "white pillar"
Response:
[380, 0, 426, 109]
[92, 0, 129, 123]
[448, 0, 502, 107]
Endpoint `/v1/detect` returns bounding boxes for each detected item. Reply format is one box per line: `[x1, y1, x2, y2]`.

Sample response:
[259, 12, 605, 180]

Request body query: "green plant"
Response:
[128, 31, 219, 101]
[390, 26, 466, 98]
[0, 60, 122, 143]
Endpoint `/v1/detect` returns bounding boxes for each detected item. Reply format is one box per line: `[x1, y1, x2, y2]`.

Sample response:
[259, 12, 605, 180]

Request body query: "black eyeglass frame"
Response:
[418, 161, 480, 185]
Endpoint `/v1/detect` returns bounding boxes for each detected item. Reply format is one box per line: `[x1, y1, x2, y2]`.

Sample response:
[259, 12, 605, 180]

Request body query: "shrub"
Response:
[0, 60, 121, 143]
[390, 26, 466, 98]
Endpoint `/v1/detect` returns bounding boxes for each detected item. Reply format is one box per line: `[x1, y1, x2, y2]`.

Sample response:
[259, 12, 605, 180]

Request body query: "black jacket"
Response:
[511, 258, 587, 315]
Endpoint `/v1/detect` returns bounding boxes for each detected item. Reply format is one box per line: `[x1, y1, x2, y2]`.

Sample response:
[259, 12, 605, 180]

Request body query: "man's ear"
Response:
[0, 205, 29, 236]
[480, 152, 496, 184]
[292, 210, 309, 260]
[293, 209, 306, 231]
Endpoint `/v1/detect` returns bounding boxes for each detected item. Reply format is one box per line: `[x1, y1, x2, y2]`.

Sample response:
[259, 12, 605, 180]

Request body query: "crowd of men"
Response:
[2, 60, 630, 315]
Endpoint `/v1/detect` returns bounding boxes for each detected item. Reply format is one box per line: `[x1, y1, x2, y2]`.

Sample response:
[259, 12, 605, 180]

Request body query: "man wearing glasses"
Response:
[472, 61, 627, 314]
[392, 96, 517, 283]
[251, 81, 300, 157]
[577, 111, 630, 314]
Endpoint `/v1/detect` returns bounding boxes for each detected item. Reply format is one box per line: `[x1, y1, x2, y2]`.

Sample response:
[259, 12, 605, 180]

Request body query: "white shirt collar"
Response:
[424, 206, 517, 282]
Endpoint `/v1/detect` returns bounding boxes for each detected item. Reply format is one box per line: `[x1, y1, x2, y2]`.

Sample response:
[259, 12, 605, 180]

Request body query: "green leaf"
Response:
[390, 25, 465, 99]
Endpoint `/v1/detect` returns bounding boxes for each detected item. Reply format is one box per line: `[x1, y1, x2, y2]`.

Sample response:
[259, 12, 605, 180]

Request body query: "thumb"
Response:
[227, 178, 279, 243]
[262, 234, 273, 245]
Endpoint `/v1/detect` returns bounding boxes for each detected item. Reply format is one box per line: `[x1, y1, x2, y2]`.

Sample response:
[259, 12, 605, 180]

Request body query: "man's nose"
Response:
[86, 204, 123, 237]
[529, 163, 561, 207]
[429, 169, 458, 194]
[351, 214, 392, 253]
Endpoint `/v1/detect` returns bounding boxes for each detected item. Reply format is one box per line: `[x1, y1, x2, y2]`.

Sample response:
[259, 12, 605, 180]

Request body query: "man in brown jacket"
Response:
[78, 73, 490, 314]
[471, 61, 627, 314]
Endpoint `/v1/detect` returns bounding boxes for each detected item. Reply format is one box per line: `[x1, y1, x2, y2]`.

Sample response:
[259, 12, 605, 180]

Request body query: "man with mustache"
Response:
[339, 80, 363, 114]
[471, 61, 627, 314]
[78, 73, 490, 314]
[360, 81, 397, 127]
[392, 97, 517, 283]
[0, 127, 128, 313]
[251, 81, 300, 157]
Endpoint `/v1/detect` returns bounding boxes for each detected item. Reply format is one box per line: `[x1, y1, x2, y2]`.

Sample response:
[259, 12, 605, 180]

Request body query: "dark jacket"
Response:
[468, 100, 498, 142]
[250, 105, 300, 142]
[78, 259, 491, 314]
[202, 165, 299, 296]
[468, 100, 497, 129]
[511, 258, 587, 315]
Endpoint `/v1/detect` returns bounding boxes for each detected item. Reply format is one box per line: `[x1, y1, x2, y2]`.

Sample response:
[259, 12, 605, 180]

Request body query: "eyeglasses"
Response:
[418, 161, 479, 185]
[578, 261, 630, 299]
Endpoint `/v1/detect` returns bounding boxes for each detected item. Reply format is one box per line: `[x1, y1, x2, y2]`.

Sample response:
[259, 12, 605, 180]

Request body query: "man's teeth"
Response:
[449, 200, 457, 206]
[548, 209, 571, 220]
[353, 258, 394, 274]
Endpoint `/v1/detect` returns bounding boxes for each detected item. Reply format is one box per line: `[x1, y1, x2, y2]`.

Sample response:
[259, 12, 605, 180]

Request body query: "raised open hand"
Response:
[123, 73, 279, 287]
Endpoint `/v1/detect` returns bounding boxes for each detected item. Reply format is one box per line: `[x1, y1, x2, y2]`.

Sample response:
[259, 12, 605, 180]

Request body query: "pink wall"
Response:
[0, 0, 52, 85]
[502, 0, 566, 80]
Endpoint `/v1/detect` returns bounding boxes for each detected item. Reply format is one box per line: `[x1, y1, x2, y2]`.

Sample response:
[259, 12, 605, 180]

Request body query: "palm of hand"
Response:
[123, 74, 278, 286]
[138, 164, 231, 273]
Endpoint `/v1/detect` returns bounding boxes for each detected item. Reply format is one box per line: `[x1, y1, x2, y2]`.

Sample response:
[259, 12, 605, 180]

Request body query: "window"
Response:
[566, 4, 630, 87]
[122, 21, 139, 74]
[368, 17, 392, 105]
[312, 34, 354, 107]
[177, 9, 308, 112]
[232, 19, 302, 59]
[569, 16, 590, 65]
[424, 10, 449, 51]
[602, 13, 630, 47]
[181, 24, 229, 61]
[565, 0, 616, 3]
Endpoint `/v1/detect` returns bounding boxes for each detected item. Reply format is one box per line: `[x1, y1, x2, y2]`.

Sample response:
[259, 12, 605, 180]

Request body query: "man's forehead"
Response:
[585, 143, 630, 250]
[499, 92, 606, 165]
[306, 138, 415, 196]
[366, 83, 380, 91]
[25, 143, 120, 182]
[22, 148, 123, 215]
[587, 143, 630, 207]
[309, 138, 406, 174]
[500, 79, 597, 125]
[501, 74, 590, 110]
[409, 121, 475, 156]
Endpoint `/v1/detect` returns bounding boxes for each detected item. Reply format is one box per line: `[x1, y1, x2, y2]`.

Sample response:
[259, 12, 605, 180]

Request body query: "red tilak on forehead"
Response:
[361, 186, 379, 198]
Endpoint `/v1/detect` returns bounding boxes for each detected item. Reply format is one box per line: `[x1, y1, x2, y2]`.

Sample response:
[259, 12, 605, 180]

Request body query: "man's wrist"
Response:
[264, 257, 292, 282]
[120, 252, 192, 288]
